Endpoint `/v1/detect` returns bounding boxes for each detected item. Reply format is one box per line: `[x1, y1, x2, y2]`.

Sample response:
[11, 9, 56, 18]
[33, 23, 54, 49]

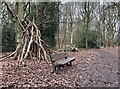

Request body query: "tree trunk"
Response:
[102, 4, 106, 47]
[70, 29, 74, 46]
[85, 2, 90, 49]
[36, 2, 47, 33]
[1, 2, 49, 61]
[13, 2, 25, 59]
[69, 14, 74, 47]
[57, 28, 60, 49]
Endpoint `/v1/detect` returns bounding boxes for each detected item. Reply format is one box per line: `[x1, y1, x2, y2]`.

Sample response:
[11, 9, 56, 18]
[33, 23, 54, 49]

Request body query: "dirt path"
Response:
[78, 48, 118, 87]
[0, 47, 119, 88]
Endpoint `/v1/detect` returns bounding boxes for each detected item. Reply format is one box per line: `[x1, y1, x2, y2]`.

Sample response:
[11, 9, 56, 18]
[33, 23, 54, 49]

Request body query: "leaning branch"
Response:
[2, 2, 15, 18]
[23, 2, 30, 21]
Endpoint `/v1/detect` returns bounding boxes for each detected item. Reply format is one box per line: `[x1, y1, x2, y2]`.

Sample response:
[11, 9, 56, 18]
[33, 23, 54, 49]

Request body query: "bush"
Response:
[76, 29, 100, 49]
[2, 22, 16, 52]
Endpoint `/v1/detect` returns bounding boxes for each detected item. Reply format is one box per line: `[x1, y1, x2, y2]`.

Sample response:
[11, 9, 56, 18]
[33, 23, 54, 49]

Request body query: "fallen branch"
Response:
[0, 18, 50, 62]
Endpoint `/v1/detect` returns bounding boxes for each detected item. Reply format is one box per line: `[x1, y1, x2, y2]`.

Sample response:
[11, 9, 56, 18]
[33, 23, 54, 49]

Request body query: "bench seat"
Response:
[54, 57, 76, 65]
[50, 52, 76, 72]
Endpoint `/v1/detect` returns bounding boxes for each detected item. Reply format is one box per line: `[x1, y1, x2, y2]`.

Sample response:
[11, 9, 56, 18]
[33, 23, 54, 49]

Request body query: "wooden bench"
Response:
[50, 52, 76, 72]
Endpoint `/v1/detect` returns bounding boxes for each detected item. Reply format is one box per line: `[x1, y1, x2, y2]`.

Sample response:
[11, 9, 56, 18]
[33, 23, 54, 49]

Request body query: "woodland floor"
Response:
[0, 47, 119, 88]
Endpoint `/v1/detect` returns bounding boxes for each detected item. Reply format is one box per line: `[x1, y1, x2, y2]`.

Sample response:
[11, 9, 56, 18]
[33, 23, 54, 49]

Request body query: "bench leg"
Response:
[56, 65, 60, 70]
[67, 61, 72, 66]
[52, 65, 56, 73]
[52, 65, 60, 73]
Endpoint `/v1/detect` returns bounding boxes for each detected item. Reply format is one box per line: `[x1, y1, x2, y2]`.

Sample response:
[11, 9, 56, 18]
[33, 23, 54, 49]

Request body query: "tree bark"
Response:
[84, 2, 90, 49]
[102, 4, 106, 47]
[15, 2, 25, 45]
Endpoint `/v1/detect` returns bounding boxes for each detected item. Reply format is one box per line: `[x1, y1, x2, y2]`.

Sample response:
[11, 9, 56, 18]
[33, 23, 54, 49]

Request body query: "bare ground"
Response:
[0, 47, 119, 88]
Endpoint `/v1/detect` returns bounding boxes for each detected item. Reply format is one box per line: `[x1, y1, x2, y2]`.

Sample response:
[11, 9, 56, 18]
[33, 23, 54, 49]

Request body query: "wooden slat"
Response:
[54, 57, 76, 65]
[51, 53, 67, 61]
